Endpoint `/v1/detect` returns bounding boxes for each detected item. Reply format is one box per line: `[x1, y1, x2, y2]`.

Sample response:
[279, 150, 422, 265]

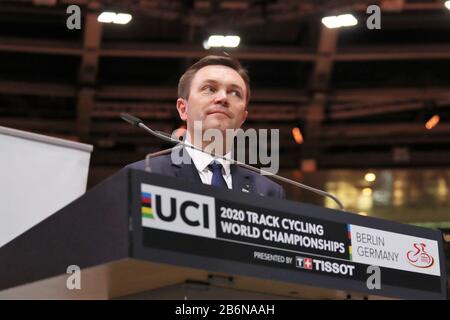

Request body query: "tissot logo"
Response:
[295, 257, 313, 270]
[295, 256, 355, 276]
[406, 243, 435, 269]
[141, 184, 217, 239]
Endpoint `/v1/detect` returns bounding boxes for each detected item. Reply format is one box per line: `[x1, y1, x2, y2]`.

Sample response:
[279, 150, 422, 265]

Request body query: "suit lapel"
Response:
[170, 149, 202, 184]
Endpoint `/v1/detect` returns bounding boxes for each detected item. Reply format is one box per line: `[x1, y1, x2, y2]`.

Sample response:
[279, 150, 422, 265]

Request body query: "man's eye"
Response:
[230, 90, 242, 97]
[202, 86, 216, 93]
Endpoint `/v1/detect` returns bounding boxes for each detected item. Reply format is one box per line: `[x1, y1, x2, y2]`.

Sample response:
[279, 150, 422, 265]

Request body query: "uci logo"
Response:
[154, 195, 210, 229]
[141, 184, 217, 239]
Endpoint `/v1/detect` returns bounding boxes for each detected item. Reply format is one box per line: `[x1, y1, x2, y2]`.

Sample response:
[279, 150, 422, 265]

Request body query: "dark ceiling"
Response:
[1, 0, 450, 185]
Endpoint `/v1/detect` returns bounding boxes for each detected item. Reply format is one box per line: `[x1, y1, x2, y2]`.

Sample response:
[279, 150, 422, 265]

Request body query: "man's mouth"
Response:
[207, 109, 231, 117]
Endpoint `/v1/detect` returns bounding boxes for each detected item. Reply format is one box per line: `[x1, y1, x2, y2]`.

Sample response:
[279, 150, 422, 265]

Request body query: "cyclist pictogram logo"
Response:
[406, 243, 434, 268]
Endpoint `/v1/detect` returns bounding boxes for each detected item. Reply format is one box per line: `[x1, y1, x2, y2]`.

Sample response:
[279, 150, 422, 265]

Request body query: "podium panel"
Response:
[0, 169, 446, 299]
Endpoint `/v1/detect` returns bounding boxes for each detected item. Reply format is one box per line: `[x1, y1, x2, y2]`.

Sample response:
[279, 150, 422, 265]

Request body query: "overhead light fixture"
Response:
[321, 16, 341, 29]
[445, 1, 450, 10]
[425, 114, 440, 130]
[321, 14, 358, 29]
[114, 13, 133, 25]
[364, 173, 376, 182]
[223, 35, 240, 47]
[203, 35, 241, 49]
[423, 101, 440, 130]
[98, 12, 116, 23]
[98, 12, 132, 24]
[208, 35, 225, 47]
[292, 127, 304, 144]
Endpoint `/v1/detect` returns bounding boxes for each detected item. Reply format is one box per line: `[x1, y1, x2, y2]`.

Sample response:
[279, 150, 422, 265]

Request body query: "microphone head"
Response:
[120, 113, 143, 127]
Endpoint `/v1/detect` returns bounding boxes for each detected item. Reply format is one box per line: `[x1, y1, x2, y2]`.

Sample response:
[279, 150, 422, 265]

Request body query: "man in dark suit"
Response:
[127, 55, 285, 199]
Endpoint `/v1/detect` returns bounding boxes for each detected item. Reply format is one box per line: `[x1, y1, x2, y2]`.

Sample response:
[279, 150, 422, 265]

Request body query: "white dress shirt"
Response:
[184, 140, 232, 189]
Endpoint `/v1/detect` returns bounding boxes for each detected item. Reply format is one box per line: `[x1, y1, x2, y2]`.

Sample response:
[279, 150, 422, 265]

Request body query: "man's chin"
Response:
[203, 119, 229, 132]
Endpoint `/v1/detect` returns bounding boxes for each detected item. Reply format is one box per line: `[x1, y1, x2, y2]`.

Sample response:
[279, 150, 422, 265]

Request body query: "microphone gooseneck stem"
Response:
[144, 146, 182, 172]
[136, 121, 345, 211]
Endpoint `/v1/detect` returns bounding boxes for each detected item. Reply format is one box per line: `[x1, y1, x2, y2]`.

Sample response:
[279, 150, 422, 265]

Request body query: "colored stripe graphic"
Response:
[347, 225, 352, 260]
[141, 192, 151, 199]
[141, 191, 153, 218]
[142, 207, 152, 214]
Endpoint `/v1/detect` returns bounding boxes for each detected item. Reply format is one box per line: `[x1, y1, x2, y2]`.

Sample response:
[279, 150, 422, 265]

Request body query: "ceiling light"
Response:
[425, 114, 440, 130]
[338, 14, 358, 27]
[207, 35, 225, 47]
[223, 36, 240, 48]
[205, 35, 241, 49]
[292, 127, 304, 144]
[322, 14, 357, 29]
[97, 12, 132, 24]
[364, 173, 376, 182]
[98, 12, 116, 23]
[114, 13, 132, 25]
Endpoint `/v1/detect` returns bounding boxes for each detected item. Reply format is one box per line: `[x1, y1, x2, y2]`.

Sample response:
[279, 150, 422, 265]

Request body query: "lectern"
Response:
[0, 169, 446, 299]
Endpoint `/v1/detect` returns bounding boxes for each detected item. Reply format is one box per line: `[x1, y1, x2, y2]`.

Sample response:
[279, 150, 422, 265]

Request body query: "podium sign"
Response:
[0, 169, 446, 299]
[130, 171, 446, 299]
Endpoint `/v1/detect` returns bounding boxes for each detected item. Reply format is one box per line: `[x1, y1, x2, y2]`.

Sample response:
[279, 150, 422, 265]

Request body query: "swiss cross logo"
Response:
[303, 258, 313, 269]
[295, 257, 313, 270]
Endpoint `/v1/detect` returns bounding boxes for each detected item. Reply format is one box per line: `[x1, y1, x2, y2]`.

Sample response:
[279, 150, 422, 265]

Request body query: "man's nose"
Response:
[213, 89, 228, 105]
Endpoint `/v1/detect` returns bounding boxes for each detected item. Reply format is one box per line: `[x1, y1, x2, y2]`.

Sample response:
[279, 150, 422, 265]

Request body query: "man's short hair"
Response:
[178, 55, 251, 105]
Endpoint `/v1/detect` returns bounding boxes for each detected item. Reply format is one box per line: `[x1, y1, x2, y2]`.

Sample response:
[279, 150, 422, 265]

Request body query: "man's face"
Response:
[176, 65, 248, 137]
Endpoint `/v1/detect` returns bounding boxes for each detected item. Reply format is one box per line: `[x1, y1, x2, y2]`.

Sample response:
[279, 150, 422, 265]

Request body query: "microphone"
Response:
[120, 113, 143, 127]
[120, 112, 345, 210]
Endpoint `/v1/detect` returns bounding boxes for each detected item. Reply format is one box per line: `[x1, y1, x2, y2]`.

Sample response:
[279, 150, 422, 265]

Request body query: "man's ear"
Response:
[240, 109, 248, 126]
[176, 98, 188, 121]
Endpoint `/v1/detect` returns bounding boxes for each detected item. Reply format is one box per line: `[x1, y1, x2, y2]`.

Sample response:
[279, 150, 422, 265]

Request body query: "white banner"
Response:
[0, 126, 93, 247]
[349, 224, 440, 276]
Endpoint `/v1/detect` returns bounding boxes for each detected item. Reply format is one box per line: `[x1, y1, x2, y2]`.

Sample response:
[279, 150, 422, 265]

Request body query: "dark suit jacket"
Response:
[126, 151, 285, 199]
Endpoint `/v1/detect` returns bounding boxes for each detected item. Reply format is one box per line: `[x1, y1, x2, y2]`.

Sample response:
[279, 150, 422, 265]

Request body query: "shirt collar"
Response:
[184, 138, 232, 176]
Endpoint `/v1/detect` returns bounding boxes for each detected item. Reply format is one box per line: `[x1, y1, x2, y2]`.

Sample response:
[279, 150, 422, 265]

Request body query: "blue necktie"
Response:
[209, 161, 228, 188]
